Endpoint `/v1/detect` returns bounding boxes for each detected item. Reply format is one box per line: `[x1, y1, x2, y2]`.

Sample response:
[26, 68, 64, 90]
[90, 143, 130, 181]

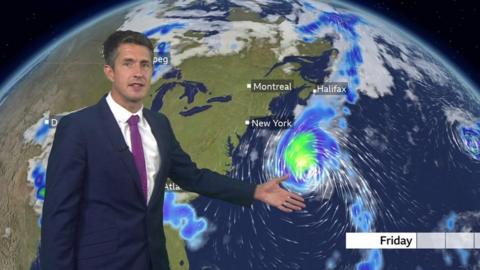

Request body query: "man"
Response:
[40, 30, 305, 270]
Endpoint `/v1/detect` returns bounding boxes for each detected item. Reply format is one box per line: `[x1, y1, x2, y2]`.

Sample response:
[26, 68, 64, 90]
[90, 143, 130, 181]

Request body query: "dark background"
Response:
[0, 0, 478, 87]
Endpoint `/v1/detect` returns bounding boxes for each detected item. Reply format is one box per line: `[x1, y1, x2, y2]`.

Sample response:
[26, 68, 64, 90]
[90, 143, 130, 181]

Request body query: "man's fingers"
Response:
[283, 201, 303, 211]
[286, 198, 306, 209]
[278, 205, 293, 213]
[275, 174, 290, 183]
[288, 192, 305, 202]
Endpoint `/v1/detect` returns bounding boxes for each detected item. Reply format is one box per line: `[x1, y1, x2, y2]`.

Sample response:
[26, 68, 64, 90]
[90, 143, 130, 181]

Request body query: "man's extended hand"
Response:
[254, 174, 306, 212]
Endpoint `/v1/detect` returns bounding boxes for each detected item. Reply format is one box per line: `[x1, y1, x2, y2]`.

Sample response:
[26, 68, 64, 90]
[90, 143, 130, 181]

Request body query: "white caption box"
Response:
[346, 233, 416, 249]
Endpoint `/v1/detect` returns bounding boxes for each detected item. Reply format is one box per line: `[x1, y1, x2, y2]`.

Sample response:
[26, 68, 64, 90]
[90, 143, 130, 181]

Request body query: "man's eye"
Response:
[142, 63, 151, 68]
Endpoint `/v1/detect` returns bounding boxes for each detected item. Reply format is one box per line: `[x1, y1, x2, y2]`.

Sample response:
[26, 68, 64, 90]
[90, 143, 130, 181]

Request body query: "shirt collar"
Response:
[106, 91, 144, 124]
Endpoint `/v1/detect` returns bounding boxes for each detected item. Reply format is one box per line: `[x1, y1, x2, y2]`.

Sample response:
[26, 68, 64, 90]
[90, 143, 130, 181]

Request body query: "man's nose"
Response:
[133, 64, 143, 77]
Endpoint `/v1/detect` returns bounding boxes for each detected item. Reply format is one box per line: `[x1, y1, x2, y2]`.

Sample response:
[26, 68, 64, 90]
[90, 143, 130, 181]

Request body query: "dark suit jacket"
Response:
[40, 94, 256, 270]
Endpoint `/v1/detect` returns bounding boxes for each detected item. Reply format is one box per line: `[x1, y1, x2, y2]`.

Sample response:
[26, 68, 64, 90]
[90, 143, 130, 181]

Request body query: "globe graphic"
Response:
[0, 0, 479, 269]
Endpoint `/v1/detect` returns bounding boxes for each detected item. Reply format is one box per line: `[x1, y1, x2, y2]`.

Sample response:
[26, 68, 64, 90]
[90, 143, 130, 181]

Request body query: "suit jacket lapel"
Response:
[97, 95, 146, 205]
[143, 108, 168, 208]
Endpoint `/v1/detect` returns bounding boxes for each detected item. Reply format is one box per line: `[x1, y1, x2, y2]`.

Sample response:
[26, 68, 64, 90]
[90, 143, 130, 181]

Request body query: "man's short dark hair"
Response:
[102, 30, 154, 67]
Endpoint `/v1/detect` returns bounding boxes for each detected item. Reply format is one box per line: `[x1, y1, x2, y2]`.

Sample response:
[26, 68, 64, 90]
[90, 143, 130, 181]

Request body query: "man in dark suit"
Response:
[40, 30, 306, 270]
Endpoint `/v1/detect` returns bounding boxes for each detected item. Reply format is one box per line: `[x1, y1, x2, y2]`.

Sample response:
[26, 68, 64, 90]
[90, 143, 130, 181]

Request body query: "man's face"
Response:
[104, 43, 153, 106]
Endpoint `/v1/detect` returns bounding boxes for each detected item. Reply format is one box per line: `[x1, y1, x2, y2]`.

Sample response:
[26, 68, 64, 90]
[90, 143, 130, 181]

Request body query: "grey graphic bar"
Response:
[417, 233, 445, 249]
[475, 233, 480, 248]
[346, 232, 480, 249]
[446, 233, 474, 249]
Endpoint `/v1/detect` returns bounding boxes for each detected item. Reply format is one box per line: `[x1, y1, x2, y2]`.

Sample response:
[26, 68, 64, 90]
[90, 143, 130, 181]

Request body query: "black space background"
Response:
[0, 0, 478, 88]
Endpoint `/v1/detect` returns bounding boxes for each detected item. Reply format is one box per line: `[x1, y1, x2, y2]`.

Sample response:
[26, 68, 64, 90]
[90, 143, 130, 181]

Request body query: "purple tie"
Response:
[127, 115, 148, 202]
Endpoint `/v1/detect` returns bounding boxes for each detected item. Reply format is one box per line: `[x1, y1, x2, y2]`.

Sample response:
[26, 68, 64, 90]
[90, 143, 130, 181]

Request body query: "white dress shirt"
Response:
[106, 91, 160, 204]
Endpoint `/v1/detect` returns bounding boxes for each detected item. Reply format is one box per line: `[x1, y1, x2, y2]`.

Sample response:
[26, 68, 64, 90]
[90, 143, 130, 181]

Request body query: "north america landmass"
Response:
[19, 12, 335, 270]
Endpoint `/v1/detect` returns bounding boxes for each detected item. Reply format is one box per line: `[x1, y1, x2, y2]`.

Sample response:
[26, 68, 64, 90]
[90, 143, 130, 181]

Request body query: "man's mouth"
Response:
[129, 82, 145, 87]
[129, 82, 145, 92]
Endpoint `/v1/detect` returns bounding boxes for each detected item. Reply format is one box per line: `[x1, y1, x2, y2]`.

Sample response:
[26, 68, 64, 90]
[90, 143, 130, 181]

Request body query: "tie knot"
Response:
[127, 115, 140, 126]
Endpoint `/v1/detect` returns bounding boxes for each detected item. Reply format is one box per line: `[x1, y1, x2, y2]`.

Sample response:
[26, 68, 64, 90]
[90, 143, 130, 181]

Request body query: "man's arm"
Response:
[40, 115, 85, 269]
[164, 117, 256, 206]
[164, 116, 306, 212]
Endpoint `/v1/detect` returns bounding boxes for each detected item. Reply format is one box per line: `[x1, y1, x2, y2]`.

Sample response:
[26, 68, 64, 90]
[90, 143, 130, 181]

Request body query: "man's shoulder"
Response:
[144, 107, 170, 124]
[57, 102, 99, 128]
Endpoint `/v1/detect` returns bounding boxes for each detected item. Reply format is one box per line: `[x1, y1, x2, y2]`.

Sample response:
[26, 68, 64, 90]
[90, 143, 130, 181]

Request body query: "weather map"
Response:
[0, 0, 479, 269]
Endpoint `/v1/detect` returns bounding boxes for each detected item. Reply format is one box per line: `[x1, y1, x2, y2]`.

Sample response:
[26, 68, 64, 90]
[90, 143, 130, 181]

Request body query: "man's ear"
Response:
[103, 64, 114, 82]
